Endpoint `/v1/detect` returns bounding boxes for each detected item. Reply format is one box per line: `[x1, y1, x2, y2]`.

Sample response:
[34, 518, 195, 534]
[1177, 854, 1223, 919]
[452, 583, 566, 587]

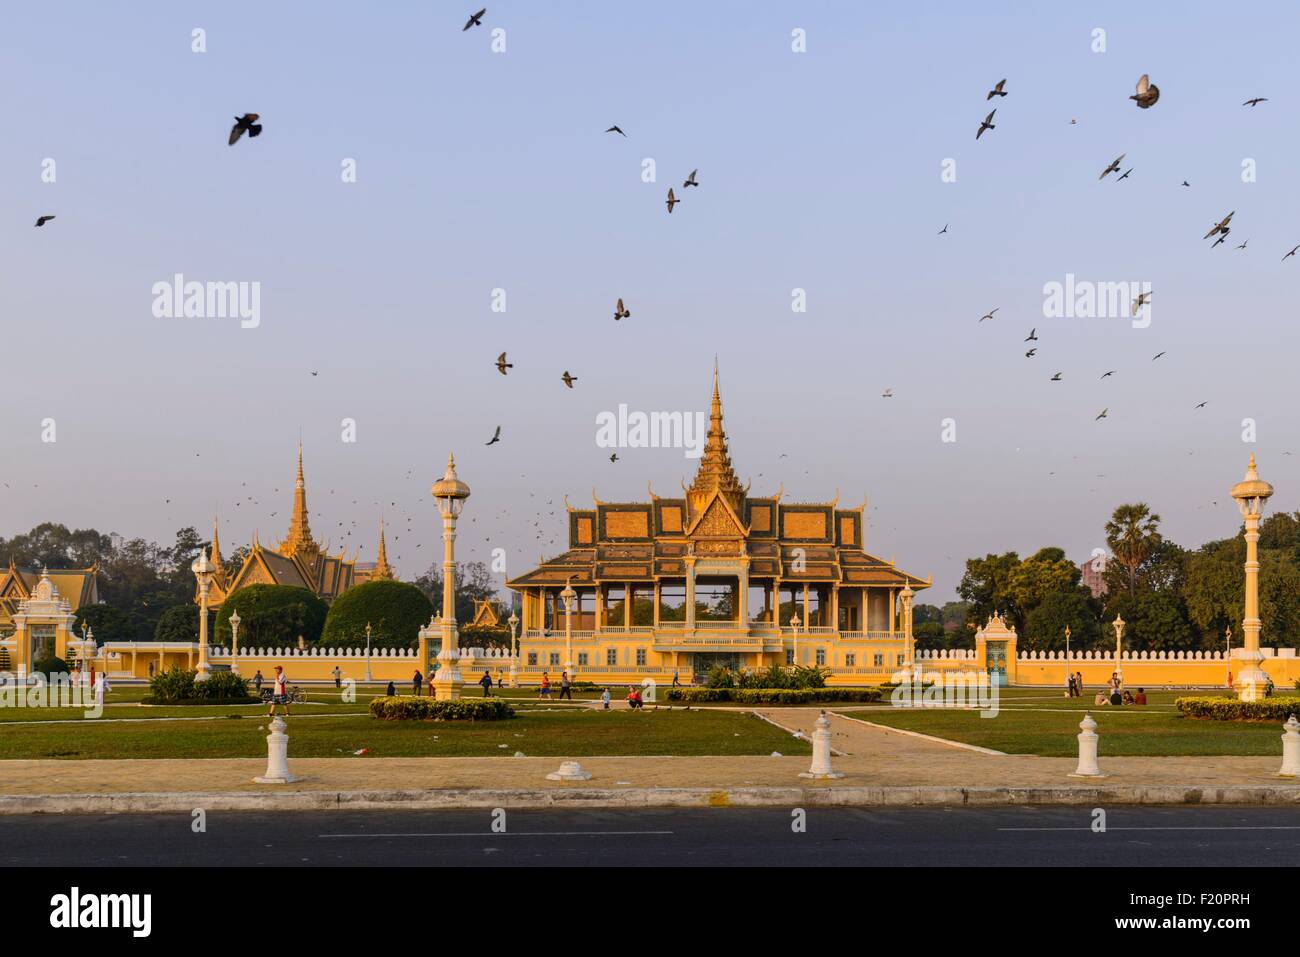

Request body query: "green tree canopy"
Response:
[1105, 503, 1163, 594]
[214, 584, 328, 647]
[1022, 589, 1102, 651]
[154, 603, 206, 643]
[320, 580, 435, 649]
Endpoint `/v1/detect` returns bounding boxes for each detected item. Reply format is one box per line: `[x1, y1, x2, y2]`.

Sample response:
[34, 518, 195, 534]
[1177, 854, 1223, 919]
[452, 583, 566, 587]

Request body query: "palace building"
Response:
[506, 368, 930, 683]
[201, 447, 394, 609]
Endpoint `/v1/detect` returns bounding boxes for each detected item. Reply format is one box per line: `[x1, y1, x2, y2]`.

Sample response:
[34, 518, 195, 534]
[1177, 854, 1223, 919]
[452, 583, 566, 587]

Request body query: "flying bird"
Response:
[937, 224, 948, 235]
[1243, 97, 1268, 107]
[609, 453, 619, 463]
[228, 113, 262, 145]
[881, 388, 894, 398]
[1025, 348, 1037, 358]
[683, 169, 699, 188]
[976, 110, 996, 139]
[1204, 211, 1234, 239]
[1117, 168, 1133, 182]
[485, 426, 501, 446]
[561, 371, 577, 388]
[1050, 372, 1062, 381]
[980, 308, 998, 322]
[1099, 154, 1125, 180]
[1130, 74, 1160, 109]
[613, 298, 630, 321]
[1132, 291, 1152, 312]
[1101, 370, 1116, 379]
[665, 188, 679, 213]
[1095, 408, 1109, 421]
[1237, 240, 1249, 250]
[463, 8, 486, 30]
[1284, 245, 1300, 261]
[605, 125, 626, 137]
[1152, 352, 1166, 361]
[34, 215, 55, 227]
[1025, 328, 1037, 341]
[987, 79, 1007, 100]
[1212, 234, 1227, 248]
[1194, 401, 1208, 409]
[1181, 180, 1191, 188]
[495, 352, 513, 375]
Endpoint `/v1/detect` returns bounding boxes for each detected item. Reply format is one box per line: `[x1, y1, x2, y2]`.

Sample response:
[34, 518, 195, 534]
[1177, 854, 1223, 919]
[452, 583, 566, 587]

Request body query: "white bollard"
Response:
[1069, 712, 1106, 778]
[1279, 715, 1300, 778]
[546, 760, 592, 781]
[254, 716, 301, 784]
[799, 710, 845, 780]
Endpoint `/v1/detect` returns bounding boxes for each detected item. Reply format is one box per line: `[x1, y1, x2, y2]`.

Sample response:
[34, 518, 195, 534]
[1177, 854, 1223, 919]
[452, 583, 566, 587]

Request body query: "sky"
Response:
[2, 1, 1298, 602]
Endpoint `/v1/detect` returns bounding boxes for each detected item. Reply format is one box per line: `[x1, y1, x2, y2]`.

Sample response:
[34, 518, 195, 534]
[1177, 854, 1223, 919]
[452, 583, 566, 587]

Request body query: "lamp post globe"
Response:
[1230, 454, 1275, 701]
[431, 453, 471, 700]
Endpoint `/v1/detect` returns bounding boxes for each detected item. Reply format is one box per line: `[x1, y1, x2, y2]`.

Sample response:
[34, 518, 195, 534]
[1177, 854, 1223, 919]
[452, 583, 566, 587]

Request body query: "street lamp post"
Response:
[1113, 614, 1125, 684]
[790, 613, 800, 667]
[560, 578, 576, 680]
[365, 622, 373, 682]
[229, 610, 241, 676]
[1064, 625, 1072, 692]
[431, 453, 471, 700]
[191, 552, 216, 681]
[508, 611, 520, 687]
[899, 584, 915, 670]
[1225, 625, 1233, 688]
[1231, 454, 1274, 702]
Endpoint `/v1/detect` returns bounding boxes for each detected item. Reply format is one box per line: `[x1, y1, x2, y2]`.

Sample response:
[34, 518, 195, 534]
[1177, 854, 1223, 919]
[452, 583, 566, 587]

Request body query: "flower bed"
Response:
[368, 696, 516, 721]
[663, 687, 882, 705]
[1174, 696, 1300, 722]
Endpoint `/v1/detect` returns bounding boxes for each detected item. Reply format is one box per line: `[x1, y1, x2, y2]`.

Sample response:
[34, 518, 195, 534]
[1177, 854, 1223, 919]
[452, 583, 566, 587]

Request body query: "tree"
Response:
[1007, 547, 1081, 613]
[154, 604, 205, 643]
[320, 580, 435, 649]
[213, 585, 328, 647]
[1105, 503, 1162, 594]
[957, 552, 1023, 632]
[1022, 589, 1101, 651]
[413, 560, 500, 624]
[73, 604, 134, 645]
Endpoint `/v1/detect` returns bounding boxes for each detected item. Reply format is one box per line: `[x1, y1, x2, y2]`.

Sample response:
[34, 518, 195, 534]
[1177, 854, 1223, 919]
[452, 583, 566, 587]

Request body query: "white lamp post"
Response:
[508, 611, 520, 687]
[1231, 455, 1274, 702]
[364, 621, 373, 682]
[1064, 624, 1072, 692]
[191, 552, 216, 681]
[560, 578, 577, 679]
[790, 613, 800, 667]
[431, 453, 471, 700]
[1112, 614, 1125, 684]
[899, 584, 915, 670]
[1225, 625, 1233, 688]
[229, 610, 241, 676]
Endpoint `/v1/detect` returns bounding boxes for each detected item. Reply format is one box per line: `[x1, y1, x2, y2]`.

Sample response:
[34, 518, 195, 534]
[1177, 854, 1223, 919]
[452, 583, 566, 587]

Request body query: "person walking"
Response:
[496, 668, 504, 690]
[331, 665, 342, 689]
[267, 666, 291, 719]
[412, 670, 423, 696]
[426, 668, 435, 696]
[558, 670, 572, 700]
[479, 669, 493, 697]
[539, 672, 550, 699]
[1075, 672, 1083, 698]
[672, 668, 680, 688]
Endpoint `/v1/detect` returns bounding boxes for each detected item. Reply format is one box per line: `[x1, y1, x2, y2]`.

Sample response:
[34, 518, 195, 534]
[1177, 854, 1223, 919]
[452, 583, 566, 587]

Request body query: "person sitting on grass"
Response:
[1110, 684, 1123, 706]
[386, 680, 396, 697]
[626, 685, 643, 710]
[480, 669, 493, 697]
[1133, 687, 1147, 705]
[1122, 689, 1135, 705]
[1094, 690, 1109, 707]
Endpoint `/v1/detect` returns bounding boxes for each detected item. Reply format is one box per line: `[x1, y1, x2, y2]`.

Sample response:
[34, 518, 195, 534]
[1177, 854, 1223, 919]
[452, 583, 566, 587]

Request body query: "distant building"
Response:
[1080, 555, 1108, 599]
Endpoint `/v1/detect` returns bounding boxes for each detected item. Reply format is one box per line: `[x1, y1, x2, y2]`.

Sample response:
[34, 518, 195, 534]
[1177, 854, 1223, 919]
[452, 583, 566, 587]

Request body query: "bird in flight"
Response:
[1117, 168, 1133, 182]
[495, 352, 513, 375]
[1243, 97, 1268, 107]
[228, 113, 262, 145]
[1101, 370, 1116, 379]
[1099, 154, 1125, 180]
[665, 188, 679, 213]
[881, 388, 894, 398]
[1050, 372, 1062, 381]
[1130, 74, 1160, 109]
[1204, 211, 1234, 239]
[606, 125, 626, 137]
[683, 169, 699, 188]
[987, 79, 1008, 100]
[1212, 234, 1228, 248]
[310, 371, 318, 377]
[980, 308, 998, 322]
[609, 453, 619, 463]
[937, 224, 948, 235]
[1025, 328, 1037, 341]
[1152, 351, 1166, 361]
[1194, 401, 1208, 409]
[34, 215, 55, 227]
[1025, 348, 1037, 358]
[976, 110, 996, 139]
[1237, 239, 1249, 250]
[485, 426, 501, 446]
[1181, 180, 1191, 188]
[1284, 244, 1300, 262]
[561, 371, 577, 389]
[463, 8, 486, 30]
[613, 298, 630, 321]
[1132, 291, 1152, 312]
[1095, 408, 1109, 421]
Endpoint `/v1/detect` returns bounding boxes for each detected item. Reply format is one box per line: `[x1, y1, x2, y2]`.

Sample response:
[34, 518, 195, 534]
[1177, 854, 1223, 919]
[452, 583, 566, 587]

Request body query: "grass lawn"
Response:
[0, 707, 809, 760]
[839, 688, 1300, 757]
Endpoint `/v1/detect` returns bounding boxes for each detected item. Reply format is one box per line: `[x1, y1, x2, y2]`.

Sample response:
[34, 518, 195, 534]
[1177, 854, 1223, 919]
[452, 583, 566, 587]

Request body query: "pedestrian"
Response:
[1075, 672, 1083, 698]
[87, 665, 96, 691]
[672, 668, 680, 688]
[480, 669, 493, 697]
[412, 670, 423, 696]
[94, 673, 110, 707]
[426, 669, 435, 696]
[539, 672, 550, 699]
[496, 668, 504, 689]
[386, 680, 396, 697]
[332, 665, 342, 689]
[601, 687, 611, 710]
[254, 670, 264, 694]
[267, 665, 291, 718]
[70, 666, 81, 689]
[559, 670, 572, 700]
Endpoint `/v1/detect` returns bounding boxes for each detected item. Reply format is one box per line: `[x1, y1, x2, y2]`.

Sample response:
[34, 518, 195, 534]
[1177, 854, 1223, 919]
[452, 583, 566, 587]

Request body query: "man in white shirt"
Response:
[267, 665, 291, 718]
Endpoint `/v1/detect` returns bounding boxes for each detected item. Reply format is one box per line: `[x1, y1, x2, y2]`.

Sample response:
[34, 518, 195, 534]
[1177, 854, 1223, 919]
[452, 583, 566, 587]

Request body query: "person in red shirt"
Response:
[1133, 687, 1147, 705]
[267, 666, 291, 718]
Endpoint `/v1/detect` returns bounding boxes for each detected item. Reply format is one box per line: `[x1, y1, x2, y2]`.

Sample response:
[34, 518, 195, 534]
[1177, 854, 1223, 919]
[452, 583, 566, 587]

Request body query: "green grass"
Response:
[839, 688, 1300, 756]
[0, 707, 809, 760]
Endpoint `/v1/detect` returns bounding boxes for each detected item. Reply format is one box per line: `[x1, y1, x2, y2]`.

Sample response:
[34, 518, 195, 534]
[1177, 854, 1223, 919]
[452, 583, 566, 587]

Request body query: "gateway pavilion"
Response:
[506, 369, 929, 684]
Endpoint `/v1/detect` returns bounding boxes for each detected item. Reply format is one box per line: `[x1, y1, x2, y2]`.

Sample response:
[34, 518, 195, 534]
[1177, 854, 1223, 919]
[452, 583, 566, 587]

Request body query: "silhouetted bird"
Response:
[1025, 328, 1038, 341]
[34, 215, 55, 227]
[609, 453, 619, 463]
[561, 371, 577, 388]
[1100, 154, 1125, 180]
[486, 426, 501, 445]
[1025, 348, 1037, 358]
[987, 79, 1007, 100]
[1243, 97, 1268, 107]
[1050, 372, 1062, 381]
[1101, 370, 1116, 379]
[976, 110, 996, 139]
[228, 114, 262, 145]
[606, 125, 626, 137]
[980, 308, 998, 322]
[613, 298, 630, 321]
[1130, 74, 1160, 109]
[1204, 212, 1234, 239]
[1194, 402, 1207, 409]
[463, 8, 486, 30]
[1117, 168, 1133, 182]
[683, 169, 698, 188]
[495, 352, 513, 375]
[937, 224, 948, 235]
[1152, 352, 1166, 361]
[1095, 408, 1109, 421]
[1284, 245, 1300, 262]
[665, 188, 679, 213]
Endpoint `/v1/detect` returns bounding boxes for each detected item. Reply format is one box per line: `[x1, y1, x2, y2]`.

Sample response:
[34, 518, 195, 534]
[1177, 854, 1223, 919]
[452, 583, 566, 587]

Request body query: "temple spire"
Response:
[372, 518, 395, 580]
[688, 362, 746, 515]
[209, 516, 223, 567]
[280, 443, 318, 560]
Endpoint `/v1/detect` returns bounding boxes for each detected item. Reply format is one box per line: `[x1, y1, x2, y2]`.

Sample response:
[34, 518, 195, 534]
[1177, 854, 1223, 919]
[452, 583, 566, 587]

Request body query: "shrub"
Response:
[368, 696, 516, 721]
[705, 664, 829, 691]
[32, 655, 70, 675]
[146, 666, 257, 703]
[1175, 696, 1300, 722]
[320, 580, 434, 649]
[663, 687, 882, 704]
[214, 584, 328, 646]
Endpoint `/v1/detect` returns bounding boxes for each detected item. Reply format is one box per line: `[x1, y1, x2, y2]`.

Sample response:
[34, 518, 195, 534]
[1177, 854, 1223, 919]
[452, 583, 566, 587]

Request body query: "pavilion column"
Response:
[772, 578, 780, 623]
[653, 581, 661, 627]
[889, 588, 897, 635]
[802, 584, 809, 628]
[831, 584, 840, 632]
[685, 558, 697, 629]
[596, 586, 605, 629]
[737, 567, 749, 625]
[625, 581, 633, 627]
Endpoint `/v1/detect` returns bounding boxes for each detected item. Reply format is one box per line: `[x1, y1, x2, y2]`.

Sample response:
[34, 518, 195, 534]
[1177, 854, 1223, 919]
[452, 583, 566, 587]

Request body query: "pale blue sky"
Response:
[2, 1, 1298, 600]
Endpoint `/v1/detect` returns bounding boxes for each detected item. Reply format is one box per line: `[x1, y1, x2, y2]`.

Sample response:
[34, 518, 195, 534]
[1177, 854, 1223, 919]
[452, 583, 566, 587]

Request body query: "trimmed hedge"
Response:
[663, 687, 882, 704]
[141, 696, 261, 706]
[321, 580, 434, 649]
[368, 696, 516, 721]
[1175, 696, 1300, 722]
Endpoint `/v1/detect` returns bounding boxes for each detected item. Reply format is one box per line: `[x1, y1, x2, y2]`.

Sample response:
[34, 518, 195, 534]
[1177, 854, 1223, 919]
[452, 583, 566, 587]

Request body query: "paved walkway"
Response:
[0, 709, 1293, 797]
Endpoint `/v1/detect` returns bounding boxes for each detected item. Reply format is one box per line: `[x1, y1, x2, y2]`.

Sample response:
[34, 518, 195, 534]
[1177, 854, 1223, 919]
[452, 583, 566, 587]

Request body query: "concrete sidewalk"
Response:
[1, 709, 1295, 812]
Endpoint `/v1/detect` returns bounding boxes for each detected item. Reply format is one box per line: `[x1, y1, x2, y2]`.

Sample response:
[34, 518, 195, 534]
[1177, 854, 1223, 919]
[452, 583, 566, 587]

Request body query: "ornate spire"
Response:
[209, 516, 223, 567]
[372, 519, 395, 580]
[280, 443, 319, 560]
[687, 361, 746, 514]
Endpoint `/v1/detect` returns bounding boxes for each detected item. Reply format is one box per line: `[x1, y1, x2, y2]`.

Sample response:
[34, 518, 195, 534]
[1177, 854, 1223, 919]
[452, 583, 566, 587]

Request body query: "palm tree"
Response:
[1105, 503, 1163, 593]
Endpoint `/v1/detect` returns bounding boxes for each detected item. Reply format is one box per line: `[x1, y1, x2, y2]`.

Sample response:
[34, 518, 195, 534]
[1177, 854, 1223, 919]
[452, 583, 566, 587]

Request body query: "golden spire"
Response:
[372, 519, 394, 580]
[687, 361, 746, 514]
[209, 516, 223, 567]
[279, 443, 319, 560]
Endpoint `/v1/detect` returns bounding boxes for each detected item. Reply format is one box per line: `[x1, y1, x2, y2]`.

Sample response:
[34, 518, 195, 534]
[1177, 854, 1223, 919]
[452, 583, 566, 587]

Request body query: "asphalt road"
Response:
[2, 805, 1299, 866]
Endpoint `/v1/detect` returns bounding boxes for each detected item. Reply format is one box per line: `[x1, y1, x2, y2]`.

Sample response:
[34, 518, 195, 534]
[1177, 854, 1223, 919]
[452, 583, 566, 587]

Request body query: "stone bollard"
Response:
[546, 760, 592, 781]
[1069, 713, 1106, 778]
[1279, 715, 1300, 778]
[799, 710, 845, 780]
[254, 716, 301, 784]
